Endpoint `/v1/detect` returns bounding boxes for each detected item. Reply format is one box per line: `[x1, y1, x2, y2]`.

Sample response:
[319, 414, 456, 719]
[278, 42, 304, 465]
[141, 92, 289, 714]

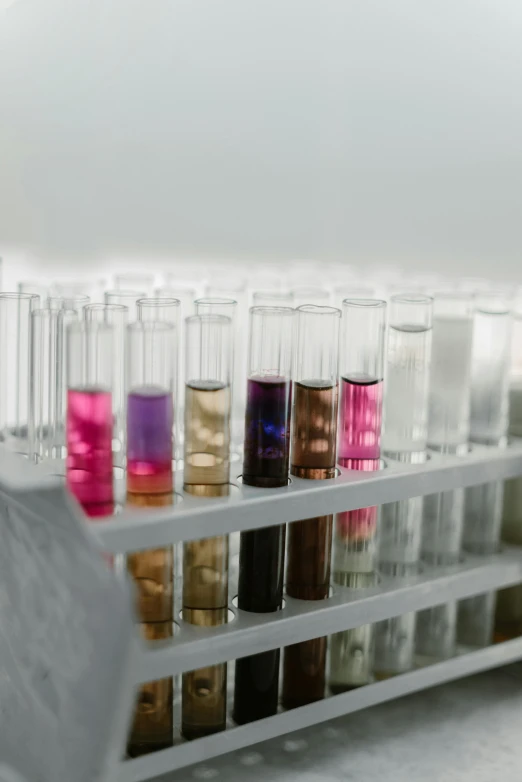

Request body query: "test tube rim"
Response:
[0, 291, 39, 301]
[248, 305, 296, 317]
[105, 288, 146, 299]
[84, 302, 129, 314]
[342, 298, 387, 309]
[194, 296, 238, 307]
[389, 293, 433, 305]
[296, 303, 341, 317]
[136, 297, 181, 309]
[185, 313, 232, 327]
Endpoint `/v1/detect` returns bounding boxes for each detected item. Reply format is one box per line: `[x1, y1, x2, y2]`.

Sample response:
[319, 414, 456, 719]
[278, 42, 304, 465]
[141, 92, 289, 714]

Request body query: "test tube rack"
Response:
[2, 441, 522, 782]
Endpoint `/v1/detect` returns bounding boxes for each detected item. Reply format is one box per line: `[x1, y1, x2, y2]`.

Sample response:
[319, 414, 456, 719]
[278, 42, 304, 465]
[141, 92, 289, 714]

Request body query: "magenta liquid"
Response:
[127, 386, 173, 496]
[338, 374, 383, 465]
[66, 387, 114, 517]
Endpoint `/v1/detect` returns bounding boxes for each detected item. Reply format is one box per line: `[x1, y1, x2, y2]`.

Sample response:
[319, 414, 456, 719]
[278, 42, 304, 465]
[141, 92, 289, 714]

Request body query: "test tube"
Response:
[105, 289, 146, 322]
[375, 294, 433, 678]
[329, 299, 386, 693]
[252, 290, 295, 307]
[182, 314, 232, 740]
[0, 293, 39, 451]
[292, 287, 331, 309]
[18, 280, 49, 303]
[417, 294, 474, 662]
[462, 294, 512, 554]
[66, 321, 114, 518]
[495, 298, 522, 642]
[137, 297, 181, 326]
[282, 304, 341, 709]
[29, 308, 78, 463]
[125, 321, 176, 756]
[84, 303, 129, 464]
[48, 294, 90, 313]
[233, 306, 295, 724]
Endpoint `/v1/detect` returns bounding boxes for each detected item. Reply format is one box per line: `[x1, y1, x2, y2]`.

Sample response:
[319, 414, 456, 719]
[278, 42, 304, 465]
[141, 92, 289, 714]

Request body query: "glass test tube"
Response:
[416, 294, 474, 662]
[196, 297, 243, 457]
[48, 294, 90, 313]
[292, 287, 331, 309]
[495, 303, 522, 642]
[283, 304, 341, 709]
[0, 293, 39, 452]
[84, 303, 129, 464]
[29, 308, 78, 463]
[155, 287, 196, 460]
[330, 299, 386, 693]
[182, 314, 232, 740]
[105, 289, 146, 323]
[234, 306, 295, 724]
[18, 280, 49, 303]
[66, 321, 114, 518]
[375, 294, 433, 679]
[463, 294, 512, 554]
[125, 321, 176, 756]
[252, 290, 295, 308]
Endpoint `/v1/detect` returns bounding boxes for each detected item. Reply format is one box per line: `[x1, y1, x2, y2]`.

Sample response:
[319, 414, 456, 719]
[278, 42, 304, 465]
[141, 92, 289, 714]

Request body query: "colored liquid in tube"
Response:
[127, 386, 174, 495]
[66, 387, 114, 517]
[183, 380, 231, 739]
[283, 379, 338, 709]
[242, 375, 291, 487]
[338, 374, 383, 463]
[126, 385, 175, 756]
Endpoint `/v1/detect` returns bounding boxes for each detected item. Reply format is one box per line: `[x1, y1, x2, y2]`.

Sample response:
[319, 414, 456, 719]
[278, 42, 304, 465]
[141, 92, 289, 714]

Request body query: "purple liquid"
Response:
[242, 375, 292, 488]
[127, 386, 173, 495]
[338, 374, 383, 465]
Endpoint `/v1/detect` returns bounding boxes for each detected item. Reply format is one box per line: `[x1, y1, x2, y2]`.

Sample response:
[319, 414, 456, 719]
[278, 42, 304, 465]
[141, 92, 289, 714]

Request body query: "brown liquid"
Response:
[184, 381, 231, 489]
[182, 483, 229, 740]
[127, 622, 174, 756]
[283, 379, 338, 709]
[126, 492, 175, 755]
[494, 584, 522, 642]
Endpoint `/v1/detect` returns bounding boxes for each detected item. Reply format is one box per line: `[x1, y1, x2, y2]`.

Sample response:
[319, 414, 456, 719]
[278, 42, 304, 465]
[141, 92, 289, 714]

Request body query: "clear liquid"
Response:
[422, 488, 464, 565]
[469, 310, 511, 445]
[416, 603, 457, 663]
[184, 380, 231, 489]
[458, 592, 496, 649]
[374, 612, 416, 677]
[383, 324, 432, 456]
[463, 481, 504, 555]
[428, 316, 473, 449]
[379, 495, 423, 568]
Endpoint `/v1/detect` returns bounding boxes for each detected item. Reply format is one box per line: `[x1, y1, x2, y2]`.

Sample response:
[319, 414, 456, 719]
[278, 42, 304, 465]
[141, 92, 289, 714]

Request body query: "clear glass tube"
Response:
[29, 308, 78, 463]
[292, 287, 331, 309]
[66, 321, 114, 518]
[252, 290, 294, 307]
[105, 289, 146, 322]
[48, 294, 91, 312]
[125, 321, 176, 756]
[330, 299, 386, 692]
[382, 294, 433, 458]
[374, 612, 417, 678]
[457, 592, 496, 649]
[182, 314, 232, 740]
[84, 303, 128, 464]
[464, 294, 512, 556]
[0, 293, 39, 451]
[114, 273, 155, 295]
[234, 306, 294, 725]
[332, 285, 379, 308]
[283, 305, 340, 710]
[137, 297, 181, 326]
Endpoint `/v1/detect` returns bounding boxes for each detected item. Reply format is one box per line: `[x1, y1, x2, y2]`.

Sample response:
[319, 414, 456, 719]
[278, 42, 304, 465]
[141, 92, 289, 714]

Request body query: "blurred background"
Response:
[0, 0, 521, 285]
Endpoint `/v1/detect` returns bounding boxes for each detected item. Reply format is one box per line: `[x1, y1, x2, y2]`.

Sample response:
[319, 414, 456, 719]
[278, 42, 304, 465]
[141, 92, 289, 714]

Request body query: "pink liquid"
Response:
[337, 374, 383, 464]
[66, 388, 114, 517]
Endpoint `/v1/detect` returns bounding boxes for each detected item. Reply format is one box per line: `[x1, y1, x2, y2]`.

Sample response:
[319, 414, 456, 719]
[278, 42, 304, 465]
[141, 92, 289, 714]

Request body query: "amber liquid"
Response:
[283, 379, 338, 709]
[127, 491, 174, 756]
[184, 380, 231, 489]
[127, 623, 174, 757]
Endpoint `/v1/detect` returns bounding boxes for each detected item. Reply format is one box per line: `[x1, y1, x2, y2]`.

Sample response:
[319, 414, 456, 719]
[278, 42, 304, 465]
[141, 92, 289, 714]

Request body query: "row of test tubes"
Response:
[0, 269, 519, 756]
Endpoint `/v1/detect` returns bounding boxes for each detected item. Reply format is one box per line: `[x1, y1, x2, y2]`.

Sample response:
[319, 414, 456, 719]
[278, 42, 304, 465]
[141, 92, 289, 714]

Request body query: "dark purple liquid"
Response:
[242, 375, 291, 488]
[235, 375, 291, 724]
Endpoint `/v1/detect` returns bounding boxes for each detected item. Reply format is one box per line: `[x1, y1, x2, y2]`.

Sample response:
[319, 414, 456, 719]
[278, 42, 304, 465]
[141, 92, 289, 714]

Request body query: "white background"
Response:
[0, 1, 521, 279]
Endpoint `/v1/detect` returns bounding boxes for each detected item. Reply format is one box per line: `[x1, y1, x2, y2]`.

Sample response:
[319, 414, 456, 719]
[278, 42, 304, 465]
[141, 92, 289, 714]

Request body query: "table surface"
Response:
[167, 664, 522, 782]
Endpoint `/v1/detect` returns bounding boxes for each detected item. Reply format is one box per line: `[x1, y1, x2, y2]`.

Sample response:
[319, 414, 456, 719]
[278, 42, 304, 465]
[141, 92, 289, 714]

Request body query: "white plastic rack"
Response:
[2, 441, 522, 782]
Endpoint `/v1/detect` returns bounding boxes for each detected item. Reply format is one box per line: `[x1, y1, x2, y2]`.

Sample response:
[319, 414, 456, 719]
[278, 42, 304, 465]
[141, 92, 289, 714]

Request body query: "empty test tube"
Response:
[283, 304, 341, 709]
[105, 289, 146, 322]
[375, 294, 433, 678]
[330, 298, 386, 693]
